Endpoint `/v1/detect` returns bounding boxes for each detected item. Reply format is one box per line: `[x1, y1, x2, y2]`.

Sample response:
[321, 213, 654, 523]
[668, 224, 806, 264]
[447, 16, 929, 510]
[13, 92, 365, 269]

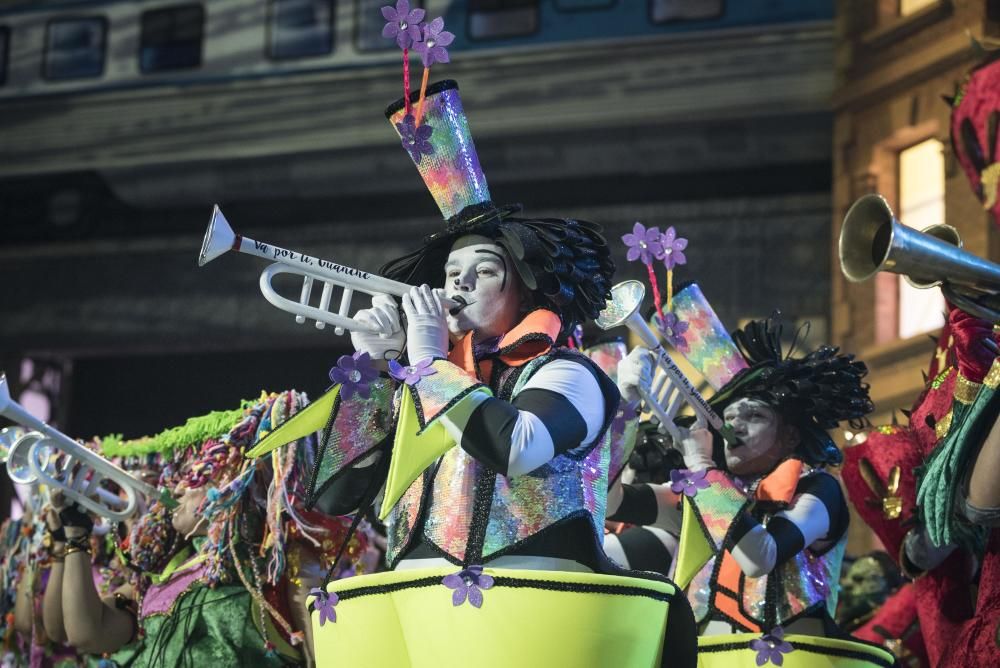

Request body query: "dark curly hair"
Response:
[380, 204, 615, 335]
[708, 315, 874, 467]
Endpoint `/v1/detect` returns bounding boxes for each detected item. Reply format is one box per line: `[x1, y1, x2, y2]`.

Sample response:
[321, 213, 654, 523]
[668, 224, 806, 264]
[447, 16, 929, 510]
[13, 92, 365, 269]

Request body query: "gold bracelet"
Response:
[63, 545, 91, 557]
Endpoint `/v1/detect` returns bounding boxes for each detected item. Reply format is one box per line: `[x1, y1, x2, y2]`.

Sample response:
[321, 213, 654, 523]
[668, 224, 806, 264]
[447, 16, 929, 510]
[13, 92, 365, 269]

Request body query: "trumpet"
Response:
[199, 206, 463, 335]
[596, 280, 728, 442]
[0, 375, 156, 522]
[840, 194, 1000, 322]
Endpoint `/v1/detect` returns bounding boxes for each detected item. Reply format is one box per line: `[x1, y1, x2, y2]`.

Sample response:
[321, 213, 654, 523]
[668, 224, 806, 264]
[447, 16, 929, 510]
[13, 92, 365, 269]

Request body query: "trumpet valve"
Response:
[315, 281, 335, 330]
[296, 276, 314, 325]
[334, 288, 355, 336]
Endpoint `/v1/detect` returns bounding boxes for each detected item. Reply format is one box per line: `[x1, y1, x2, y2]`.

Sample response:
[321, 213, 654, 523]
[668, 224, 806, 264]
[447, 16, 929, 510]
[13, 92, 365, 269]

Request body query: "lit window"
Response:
[44, 17, 106, 81]
[900, 0, 938, 16]
[897, 138, 946, 339]
[269, 0, 334, 59]
[0, 27, 8, 86]
[468, 0, 539, 41]
[649, 0, 724, 23]
[140, 4, 204, 73]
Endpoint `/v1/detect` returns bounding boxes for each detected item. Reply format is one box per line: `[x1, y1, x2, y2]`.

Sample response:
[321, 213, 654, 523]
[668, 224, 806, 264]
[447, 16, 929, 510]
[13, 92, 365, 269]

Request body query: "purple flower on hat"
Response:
[309, 588, 339, 626]
[381, 1, 426, 50]
[654, 312, 689, 351]
[750, 627, 794, 666]
[442, 565, 494, 608]
[660, 226, 688, 270]
[388, 357, 437, 386]
[622, 222, 664, 265]
[413, 17, 454, 67]
[396, 113, 434, 164]
[329, 351, 378, 399]
[669, 468, 710, 497]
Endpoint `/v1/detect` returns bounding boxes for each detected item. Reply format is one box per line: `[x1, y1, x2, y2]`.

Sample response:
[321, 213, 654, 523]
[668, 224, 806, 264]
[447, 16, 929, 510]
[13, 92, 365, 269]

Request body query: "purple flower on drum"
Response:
[654, 312, 689, 352]
[413, 17, 454, 67]
[381, 0, 426, 50]
[669, 468, 710, 497]
[329, 351, 378, 399]
[442, 565, 494, 608]
[750, 627, 794, 666]
[660, 226, 688, 270]
[389, 357, 437, 386]
[309, 588, 339, 626]
[397, 113, 435, 164]
[622, 222, 664, 265]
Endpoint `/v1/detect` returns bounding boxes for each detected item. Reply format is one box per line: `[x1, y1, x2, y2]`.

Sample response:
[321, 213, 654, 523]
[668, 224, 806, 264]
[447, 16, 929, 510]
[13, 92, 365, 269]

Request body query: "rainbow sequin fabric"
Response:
[387, 81, 491, 221]
[669, 282, 748, 391]
[310, 378, 394, 500]
[411, 360, 483, 431]
[385, 353, 613, 566]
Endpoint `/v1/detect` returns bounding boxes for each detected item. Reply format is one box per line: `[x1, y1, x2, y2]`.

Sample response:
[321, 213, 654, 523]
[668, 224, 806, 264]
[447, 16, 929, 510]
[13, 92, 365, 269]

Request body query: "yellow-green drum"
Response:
[697, 633, 895, 668]
[311, 566, 684, 667]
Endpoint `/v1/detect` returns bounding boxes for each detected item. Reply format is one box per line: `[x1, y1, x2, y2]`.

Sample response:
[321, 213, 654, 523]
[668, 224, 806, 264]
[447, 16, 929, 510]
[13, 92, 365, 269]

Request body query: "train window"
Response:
[649, 0, 724, 23]
[0, 27, 8, 87]
[268, 0, 335, 60]
[555, 0, 616, 10]
[43, 17, 107, 81]
[355, 0, 423, 52]
[140, 4, 204, 73]
[468, 0, 539, 40]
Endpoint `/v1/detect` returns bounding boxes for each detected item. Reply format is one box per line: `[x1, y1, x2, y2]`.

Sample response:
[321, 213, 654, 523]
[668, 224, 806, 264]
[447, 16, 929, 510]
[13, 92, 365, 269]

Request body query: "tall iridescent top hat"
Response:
[376, 19, 614, 332]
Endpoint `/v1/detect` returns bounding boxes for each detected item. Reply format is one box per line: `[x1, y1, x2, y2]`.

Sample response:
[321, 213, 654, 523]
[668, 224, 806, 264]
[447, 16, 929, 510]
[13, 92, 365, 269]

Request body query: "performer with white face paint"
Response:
[610, 316, 875, 649]
[252, 75, 697, 666]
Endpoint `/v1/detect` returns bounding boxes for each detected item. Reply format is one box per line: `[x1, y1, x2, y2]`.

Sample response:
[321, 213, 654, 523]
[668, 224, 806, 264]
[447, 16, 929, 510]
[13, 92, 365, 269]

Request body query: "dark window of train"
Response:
[0, 27, 8, 86]
[468, 0, 540, 41]
[268, 0, 335, 59]
[355, 0, 423, 51]
[43, 17, 107, 81]
[140, 4, 204, 73]
[649, 0, 724, 24]
[555, 0, 616, 10]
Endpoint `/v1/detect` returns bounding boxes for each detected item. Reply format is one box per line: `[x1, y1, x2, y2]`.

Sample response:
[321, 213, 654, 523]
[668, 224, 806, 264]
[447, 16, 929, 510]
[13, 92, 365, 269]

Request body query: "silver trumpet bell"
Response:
[596, 280, 725, 440]
[840, 194, 1000, 322]
[0, 375, 156, 521]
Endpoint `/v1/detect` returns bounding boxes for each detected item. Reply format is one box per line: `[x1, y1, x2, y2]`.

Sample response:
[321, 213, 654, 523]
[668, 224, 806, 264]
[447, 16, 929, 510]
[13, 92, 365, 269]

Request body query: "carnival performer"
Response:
[43, 390, 369, 667]
[245, 7, 696, 666]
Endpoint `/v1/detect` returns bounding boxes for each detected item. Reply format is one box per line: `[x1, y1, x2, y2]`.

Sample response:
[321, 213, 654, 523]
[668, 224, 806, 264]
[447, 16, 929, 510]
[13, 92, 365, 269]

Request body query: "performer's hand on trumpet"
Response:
[402, 285, 451, 364]
[350, 294, 406, 362]
[617, 347, 655, 405]
[673, 414, 714, 472]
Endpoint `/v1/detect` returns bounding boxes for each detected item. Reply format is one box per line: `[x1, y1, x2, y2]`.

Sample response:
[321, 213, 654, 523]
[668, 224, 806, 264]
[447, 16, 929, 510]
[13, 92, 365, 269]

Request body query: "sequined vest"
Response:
[686, 468, 846, 632]
[385, 350, 618, 567]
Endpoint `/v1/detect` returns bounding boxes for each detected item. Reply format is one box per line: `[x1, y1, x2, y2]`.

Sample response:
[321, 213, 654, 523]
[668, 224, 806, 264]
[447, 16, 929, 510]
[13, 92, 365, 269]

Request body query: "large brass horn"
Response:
[840, 194, 1000, 322]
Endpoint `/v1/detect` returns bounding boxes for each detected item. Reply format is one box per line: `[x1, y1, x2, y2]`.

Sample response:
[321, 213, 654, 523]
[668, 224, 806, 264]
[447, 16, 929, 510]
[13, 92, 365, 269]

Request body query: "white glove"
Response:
[617, 347, 654, 404]
[402, 285, 449, 364]
[350, 294, 405, 360]
[675, 414, 714, 471]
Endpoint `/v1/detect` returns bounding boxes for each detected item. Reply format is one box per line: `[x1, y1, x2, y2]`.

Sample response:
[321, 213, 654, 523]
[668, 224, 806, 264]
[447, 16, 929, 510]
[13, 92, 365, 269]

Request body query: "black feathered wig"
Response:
[707, 316, 874, 467]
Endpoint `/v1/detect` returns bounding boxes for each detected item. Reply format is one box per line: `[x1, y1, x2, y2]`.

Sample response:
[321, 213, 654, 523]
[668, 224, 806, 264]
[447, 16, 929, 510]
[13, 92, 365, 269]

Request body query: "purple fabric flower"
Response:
[413, 17, 454, 67]
[396, 113, 434, 164]
[654, 312, 689, 351]
[388, 357, 437, 386]
[622, 222, 664, 265]
[381, 0, 426, 50]
[660, 226, 688, 270]
[750, 627, 794, 666]
[669, 468, 710, 497]
[442, 565, 495, 608]
[329, 351, 378, 399]
[309, 587, 339, 626]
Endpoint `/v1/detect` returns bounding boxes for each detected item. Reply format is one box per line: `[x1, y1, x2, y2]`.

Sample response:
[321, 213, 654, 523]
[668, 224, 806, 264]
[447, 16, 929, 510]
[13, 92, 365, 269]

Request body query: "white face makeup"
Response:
[722, 397, 796, 476]
[444, 235, 524, 342]
[171, 483, 208, 537]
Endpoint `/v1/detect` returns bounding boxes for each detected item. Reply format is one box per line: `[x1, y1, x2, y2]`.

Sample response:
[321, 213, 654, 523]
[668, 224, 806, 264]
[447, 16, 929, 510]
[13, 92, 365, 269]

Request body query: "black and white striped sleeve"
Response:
[437, 359, 607, 477]
[729, 472, 848, 578]
[606, 482, 682, 534]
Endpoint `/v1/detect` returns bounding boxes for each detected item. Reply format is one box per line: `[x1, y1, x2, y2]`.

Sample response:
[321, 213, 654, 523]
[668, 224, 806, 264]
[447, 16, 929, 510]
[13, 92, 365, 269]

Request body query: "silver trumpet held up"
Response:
[840, 194, 1000, 322]
[595, 280, 726, 442]
[199, 206, 461, 335]
[0, 375, 156, 522]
